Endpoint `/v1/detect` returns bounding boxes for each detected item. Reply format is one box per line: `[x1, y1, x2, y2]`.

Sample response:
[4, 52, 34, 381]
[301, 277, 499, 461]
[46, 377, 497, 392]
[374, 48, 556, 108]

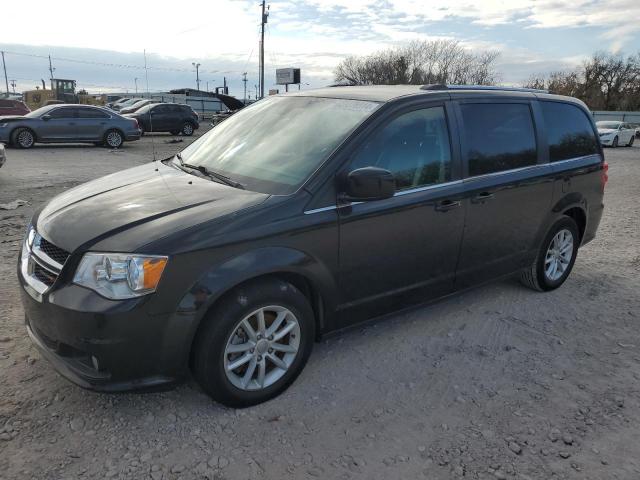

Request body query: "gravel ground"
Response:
[0, 133, 639, 480]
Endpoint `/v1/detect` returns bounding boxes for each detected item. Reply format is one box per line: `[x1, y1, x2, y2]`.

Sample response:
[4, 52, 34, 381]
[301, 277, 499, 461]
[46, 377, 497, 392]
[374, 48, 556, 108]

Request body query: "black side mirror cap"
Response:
[341, 167, 396, 202]
[42, 114, 51, 121]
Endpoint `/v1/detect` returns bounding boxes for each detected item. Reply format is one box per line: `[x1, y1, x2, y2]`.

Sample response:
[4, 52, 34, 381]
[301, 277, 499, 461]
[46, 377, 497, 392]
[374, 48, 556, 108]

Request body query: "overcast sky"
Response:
[1, 0, 639, 97]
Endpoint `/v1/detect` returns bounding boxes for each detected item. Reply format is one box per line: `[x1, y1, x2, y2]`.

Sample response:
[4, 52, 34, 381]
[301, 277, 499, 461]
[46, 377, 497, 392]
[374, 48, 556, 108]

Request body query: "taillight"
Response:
[602, 161, 609, 189]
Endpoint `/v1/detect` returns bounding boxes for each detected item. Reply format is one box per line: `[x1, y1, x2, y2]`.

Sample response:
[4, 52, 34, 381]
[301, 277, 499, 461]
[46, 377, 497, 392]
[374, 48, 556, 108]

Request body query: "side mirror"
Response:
[341, 167, 395, 202]
[42, 114, 51, 121]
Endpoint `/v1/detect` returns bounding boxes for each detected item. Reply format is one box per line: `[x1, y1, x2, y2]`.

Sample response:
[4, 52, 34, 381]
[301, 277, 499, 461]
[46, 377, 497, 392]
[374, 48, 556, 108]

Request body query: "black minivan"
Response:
[18, 85, 606, 407]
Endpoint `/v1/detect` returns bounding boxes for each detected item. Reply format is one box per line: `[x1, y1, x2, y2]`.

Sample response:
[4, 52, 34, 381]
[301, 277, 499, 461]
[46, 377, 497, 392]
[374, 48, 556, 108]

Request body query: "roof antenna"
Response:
[144, 49, 157, 162]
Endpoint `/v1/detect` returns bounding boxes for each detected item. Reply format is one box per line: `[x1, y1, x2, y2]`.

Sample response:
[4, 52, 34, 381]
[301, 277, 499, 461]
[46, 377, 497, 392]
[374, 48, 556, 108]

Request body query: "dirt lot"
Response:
[0, 132, 639, 480]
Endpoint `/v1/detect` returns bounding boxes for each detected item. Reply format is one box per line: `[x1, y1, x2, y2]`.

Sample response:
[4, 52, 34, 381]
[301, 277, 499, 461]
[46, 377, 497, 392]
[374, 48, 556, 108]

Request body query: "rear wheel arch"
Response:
[562, 206, 586, 242]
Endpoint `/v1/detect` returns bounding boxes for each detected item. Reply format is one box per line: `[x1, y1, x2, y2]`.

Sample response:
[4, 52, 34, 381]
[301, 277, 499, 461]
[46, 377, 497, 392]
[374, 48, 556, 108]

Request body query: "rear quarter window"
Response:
[541, 102, 598, 162]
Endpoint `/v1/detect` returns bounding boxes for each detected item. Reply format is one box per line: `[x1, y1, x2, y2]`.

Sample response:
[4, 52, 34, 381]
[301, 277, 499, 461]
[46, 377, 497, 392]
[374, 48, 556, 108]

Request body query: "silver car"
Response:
[0, 104, 141, 149]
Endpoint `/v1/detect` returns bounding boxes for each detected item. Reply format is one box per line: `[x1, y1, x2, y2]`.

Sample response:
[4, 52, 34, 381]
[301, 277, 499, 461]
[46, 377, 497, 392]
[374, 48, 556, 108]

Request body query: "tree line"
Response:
[334, 42, 640, 111]
[525, 52, 640, 111]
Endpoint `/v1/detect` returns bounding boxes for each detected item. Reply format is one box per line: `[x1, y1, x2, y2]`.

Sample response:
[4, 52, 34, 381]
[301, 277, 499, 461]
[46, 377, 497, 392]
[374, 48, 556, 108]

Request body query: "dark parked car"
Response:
[119, 99, 158, 115]
[0, 104, 141, 148]
[125, 103, 199, 135]
[18, 85, 605, 407]
[0, 98, 30, 116]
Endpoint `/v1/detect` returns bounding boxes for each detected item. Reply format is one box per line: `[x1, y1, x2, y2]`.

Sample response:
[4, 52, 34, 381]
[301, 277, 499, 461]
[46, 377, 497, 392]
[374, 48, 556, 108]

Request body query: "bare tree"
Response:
[524, 52, 640, 111]
[334, 40, 500, 86]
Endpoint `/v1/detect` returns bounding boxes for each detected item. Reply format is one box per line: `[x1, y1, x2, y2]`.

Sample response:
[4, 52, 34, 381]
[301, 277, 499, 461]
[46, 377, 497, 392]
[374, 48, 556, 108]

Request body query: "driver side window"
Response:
[350, 106, 452, 190]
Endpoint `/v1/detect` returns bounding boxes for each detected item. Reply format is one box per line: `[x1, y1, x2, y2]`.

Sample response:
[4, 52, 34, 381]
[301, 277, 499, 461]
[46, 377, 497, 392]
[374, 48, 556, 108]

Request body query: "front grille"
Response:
[38, 237, 70, 265]
[33, 262, 57, 286]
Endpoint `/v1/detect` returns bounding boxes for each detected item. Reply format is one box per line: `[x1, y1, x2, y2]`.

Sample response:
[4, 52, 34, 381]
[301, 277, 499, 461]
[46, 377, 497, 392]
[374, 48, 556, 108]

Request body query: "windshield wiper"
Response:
[174, 153, 244, 189]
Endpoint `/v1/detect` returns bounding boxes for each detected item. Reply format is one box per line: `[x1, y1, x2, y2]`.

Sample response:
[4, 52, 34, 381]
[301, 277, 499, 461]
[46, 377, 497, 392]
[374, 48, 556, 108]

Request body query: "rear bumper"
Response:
[125, 130, 142, 141]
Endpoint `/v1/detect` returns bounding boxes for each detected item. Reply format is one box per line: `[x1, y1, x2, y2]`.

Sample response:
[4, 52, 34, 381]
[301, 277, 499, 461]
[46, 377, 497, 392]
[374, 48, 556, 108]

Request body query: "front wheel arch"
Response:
[187, 271, 324, 370]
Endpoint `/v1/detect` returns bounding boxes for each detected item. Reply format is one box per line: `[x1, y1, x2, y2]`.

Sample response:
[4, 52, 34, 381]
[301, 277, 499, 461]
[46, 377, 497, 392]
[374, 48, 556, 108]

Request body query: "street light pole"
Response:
[192, 62, 201, 91]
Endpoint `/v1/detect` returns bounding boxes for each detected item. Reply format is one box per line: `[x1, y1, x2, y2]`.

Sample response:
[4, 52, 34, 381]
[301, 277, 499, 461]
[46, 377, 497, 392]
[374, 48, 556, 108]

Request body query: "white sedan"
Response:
[596, 121, 635, 147]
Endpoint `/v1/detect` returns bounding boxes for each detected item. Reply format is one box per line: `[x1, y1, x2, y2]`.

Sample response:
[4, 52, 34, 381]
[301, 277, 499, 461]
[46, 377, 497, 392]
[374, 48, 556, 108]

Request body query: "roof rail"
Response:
[420, 84, 548, 94]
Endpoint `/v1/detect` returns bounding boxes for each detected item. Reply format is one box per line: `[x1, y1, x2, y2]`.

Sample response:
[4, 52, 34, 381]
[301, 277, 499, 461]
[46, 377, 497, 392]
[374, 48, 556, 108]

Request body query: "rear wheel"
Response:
[12, 128, 35, 149]
[104, 129, 123, 148]
[520, 217, 579, 292]
[181, 122, 195, 136]
[193, 278, 314, 407]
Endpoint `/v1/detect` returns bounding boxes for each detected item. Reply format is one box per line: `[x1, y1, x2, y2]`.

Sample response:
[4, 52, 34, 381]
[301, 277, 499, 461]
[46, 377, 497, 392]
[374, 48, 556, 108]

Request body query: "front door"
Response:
[38, 106, 77, 141]
[337, 103, 465, 323]
[454, 100, 553, 287]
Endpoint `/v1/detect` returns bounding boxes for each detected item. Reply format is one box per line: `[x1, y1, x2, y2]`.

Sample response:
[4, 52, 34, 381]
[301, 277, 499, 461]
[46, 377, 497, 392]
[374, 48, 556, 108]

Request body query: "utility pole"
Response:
[223, 76, 227, 94]
[10, 80, 16, 93]
[192, 62, 201, 91]
[1, 51, 9, 97]
[134, 77, 138, 94]
[48, 55, 55, 81]
[242, 72, 247, 104]
[259, 0, 269, 99]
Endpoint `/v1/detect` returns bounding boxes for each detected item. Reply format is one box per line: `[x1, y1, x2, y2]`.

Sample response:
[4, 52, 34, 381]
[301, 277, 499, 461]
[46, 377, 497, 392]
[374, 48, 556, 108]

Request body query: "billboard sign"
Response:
[276, 68, 301, 85]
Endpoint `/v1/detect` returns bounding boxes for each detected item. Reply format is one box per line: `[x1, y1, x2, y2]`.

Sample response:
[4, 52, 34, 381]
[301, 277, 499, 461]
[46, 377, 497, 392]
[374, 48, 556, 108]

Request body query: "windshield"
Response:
[177, 96, 379, 194]
[25, 106, 56, 118]
[597, 121, 621, 129]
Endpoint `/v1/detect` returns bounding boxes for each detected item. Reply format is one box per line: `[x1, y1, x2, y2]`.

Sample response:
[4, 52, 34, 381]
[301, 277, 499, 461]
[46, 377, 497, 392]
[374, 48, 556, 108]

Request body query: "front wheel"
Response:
[12, 128, 35, 149]
[520, 217, 579, 292]
[627, 135, 634, 147]
[181, 122, 194, 136]
[193, 278, 314, 407]
[612, 136, 619, 148]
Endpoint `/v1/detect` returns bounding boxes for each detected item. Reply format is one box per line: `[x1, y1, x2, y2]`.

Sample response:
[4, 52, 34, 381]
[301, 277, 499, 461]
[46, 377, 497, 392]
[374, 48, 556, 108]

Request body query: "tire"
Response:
[627, 135, 634, 147]
[193, 278, 314, 407]
[181, 122, 195, 136]
[104, 129, 123, 148]
[11, 128, 35, 149]
[612, 136, 619, 148]
[520, 216, 580, 292]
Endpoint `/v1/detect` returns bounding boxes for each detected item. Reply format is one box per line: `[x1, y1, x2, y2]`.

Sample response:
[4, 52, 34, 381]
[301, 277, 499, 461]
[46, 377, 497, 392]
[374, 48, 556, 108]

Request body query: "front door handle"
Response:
[435, 199, 461, 212]
[470, 192, 494, 204]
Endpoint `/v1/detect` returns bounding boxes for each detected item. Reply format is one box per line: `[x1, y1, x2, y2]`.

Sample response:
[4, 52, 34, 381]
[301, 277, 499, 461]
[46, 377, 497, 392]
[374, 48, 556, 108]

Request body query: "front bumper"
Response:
[18, 242, 185, 391]
[599, 136, 615, 146]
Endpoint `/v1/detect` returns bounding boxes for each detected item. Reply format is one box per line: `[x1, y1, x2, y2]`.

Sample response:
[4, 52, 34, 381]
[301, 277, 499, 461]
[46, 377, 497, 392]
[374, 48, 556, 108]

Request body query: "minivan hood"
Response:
[36, 162, 269, 253]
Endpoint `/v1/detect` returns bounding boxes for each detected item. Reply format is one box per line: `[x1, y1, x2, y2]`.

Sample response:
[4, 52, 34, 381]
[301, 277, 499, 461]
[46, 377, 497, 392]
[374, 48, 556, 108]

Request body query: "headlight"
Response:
[24, 223, 35, 249]
[73, 253, 168, 300]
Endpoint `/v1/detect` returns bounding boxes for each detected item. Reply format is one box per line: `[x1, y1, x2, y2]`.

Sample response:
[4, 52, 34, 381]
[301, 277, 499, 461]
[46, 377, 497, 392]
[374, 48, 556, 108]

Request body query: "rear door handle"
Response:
[470, 192, 494, 204]
[435, 199, 461, 212]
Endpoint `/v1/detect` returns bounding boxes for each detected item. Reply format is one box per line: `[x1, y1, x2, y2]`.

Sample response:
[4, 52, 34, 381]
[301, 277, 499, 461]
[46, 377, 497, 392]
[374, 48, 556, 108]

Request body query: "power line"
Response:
[1, 50, 244, 75]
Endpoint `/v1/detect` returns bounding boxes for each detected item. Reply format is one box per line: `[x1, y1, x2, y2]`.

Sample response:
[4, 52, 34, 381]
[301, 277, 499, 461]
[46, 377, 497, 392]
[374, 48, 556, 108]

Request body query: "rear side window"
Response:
[541, 102, 598, 162]
[77, 108, 109, 119]
[461, 103, 537, 176]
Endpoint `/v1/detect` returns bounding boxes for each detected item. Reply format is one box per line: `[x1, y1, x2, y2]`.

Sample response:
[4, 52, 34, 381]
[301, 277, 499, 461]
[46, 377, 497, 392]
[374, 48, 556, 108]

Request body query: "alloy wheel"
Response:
[223, 305, 301, 391]
[106, 131, 122, 148]
[18, 130, 34, 148]
[182, 123, 194, 135]
[544, 228, 574, 281]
